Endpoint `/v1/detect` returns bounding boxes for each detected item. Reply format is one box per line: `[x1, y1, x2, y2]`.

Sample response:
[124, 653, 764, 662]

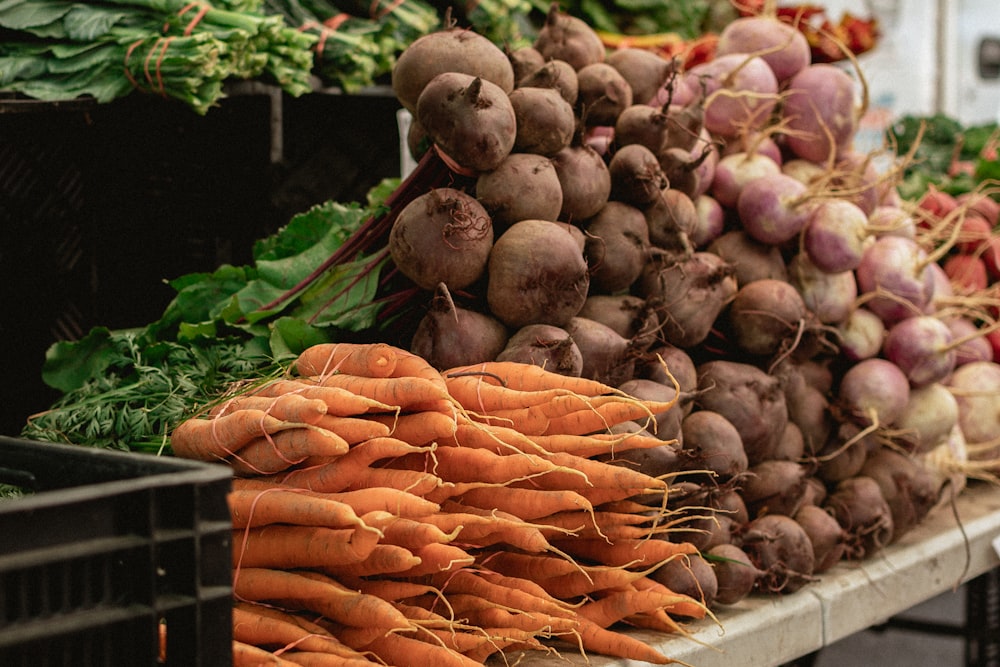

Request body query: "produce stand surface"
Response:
[504, 482, 1000, 667]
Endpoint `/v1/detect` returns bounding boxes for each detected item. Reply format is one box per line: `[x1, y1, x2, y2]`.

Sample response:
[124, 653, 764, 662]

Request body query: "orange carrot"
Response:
[429, 569, 573, 618]
[232, 524, 379, 569]
[231, 603, 356, 656]
[365, 408, 459, 444]
[275, 444, 441, 494]
[443, 420, 549, 455]
[321, 544, 422, 577]
[343, 578, 442, 603]
[455, 485, 595, 521]
[311, 414, 392, 444]
[576, 589, 692, 629]
[529, 429, 671, 457]
[313, 373, 450, 410]
[227, 427, 350, 476]
[444, 362, 617, 395]
[338, 628, 481, 667]
[392, 542, 475, 576]
[211, 393, 329, 425]
[292, 342, 399, 378]
[449, 605, 578, 635]
[387, 348, 449, 390]
[482, 551, 582, 582]
[170, 409, 297, 462]
[430, 502, 554, 553]
[570, 616, 673, 664]
[550, 536, 698, 569]
[414, 445, 586, 487]
[233, 568, 412, 631]
[443, 374, 581, 413]
[631, 576, 709, 619]
[232, 480, 442, 519]
[366, 515, 460, 549]
[232, 639, 300, 666]
[227, 487, 373, 531]
[279, 651, 375, 667]
[251, 379, 397, 416]
[541, 397, 676, 436]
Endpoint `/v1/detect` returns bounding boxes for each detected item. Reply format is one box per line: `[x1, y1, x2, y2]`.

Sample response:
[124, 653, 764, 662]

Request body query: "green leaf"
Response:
[41, 326, 119, 393]
[177, 320, 219, 341]
[157, 265, 252, 332]
[268, 316, 334, 360]
[62, 4, 126, 41]
[0, 0, 73, 31]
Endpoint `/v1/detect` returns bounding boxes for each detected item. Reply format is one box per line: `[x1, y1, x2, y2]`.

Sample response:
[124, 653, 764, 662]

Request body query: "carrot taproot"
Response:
[312, 373, 450, 410]
[518, 451, 668, 495]
[228, 427, 350, 476]
[234, 568, 413, 631]
[387, 347, 449, 389]
[227, 487, 375, 531]
[623, 607, 689, 635]
[631, 576, 710, 619]
[338, 628, 481, 667]
[443, 420, 549, 455]
[444, 362, 617, 396]
[529, 429, 671, 457]
[461, 633, 549, 664]
[449, 605, 578, 636]
[233, 480, 442, 519]
[365, 408, 459, 444]
[413, 445, 587, 487]
[443, 374, 582, 413]
[170, 410, 299, 462]
[429, 569, 573, 618]
[251, 379, 397, 416]
[278, 651, 376, 667]
[276, 445, 441, 494]
[292, 342, 399, 379]
[232, 603, 356, 656]
[232, 524, 380, 569]
[391, 542, 475, 576]
[455, 485, 595, 521]
[549, 536, 698, 569]
[481, 551, 583, 582]
[569, 616, 673, 664]
[342, 579, 443, 604]
[541, 397, 676, 436]
[430, 502, 555, 553]
[211, 393, 330, 425]
[311, 414, 393, 444]
[321, 544, 422, 577]
[539, 563, 652, 599]
[576, 588, 692, 629]
[232, 639, 300, 666]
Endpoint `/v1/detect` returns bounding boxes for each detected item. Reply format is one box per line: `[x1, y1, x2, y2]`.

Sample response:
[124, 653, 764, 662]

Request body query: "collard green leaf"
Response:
[62, 4, 126, 41]
[0, 0, 73, 31]
[268, 316, 334, 360]
[41, 326, 118, 393]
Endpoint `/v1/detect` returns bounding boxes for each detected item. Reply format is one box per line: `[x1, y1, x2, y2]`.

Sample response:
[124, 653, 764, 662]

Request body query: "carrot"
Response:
[517, 451, 667, 495]
[443, 374, 582, 413]
[313, 373, 450, 410]
[311, 414, 393, 444]
[443, 420, 549, 455]
[576, 589, 691, 629]
[228, 427, 350, 476]
[211, 393, 330, 425]
[482, 551, 582, 581]
[170, 410, 299, 462]
[367, 515, 460, 549]
[450, 605, 578, 635]
[276, 446, 441, 494]
[541, 397, 676, 436]
[549, 536, 698, 569]
[429, 502, 555, 553]
[387, 347, 449, 390]
[321, 544, 422, 577]
[339, 629, 482, 667]
[429, 569, 573, 618]
[570, 616, 673, 664]
[365, 408, 459, 444]
[541, 564, 651, 599]
[293, 342, 399, 378]
[631, 576, 710, 619]
[623, 607, 689, 635]
[392, 542, 475, 576]
[343, 579, 443, 603]
[251, 379, 397, 416]
[529, 429, 671, 457]
[233, 481, 442, 519]
[413, 445, 587, 487]
[444, 362, 617, 395]
[232, 639, 300, 666]
[455, 485, 595, 521]
[227, 487, 374, 531]
[232, 524, 380, 569]
[233, 568, 413, 631]
[232, 603, 356, 656]
[278, 651, 376, 667]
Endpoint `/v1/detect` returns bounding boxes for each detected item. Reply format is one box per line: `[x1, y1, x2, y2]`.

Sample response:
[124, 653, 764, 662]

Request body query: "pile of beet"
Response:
[363, 4, 1000, 610]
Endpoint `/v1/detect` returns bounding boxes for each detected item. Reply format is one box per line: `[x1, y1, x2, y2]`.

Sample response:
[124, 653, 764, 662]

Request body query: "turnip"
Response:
[741, 514, 816, 594]
[392, 26, 515, 114]
[517, 58, 579, 105]
[801, 199, 870, 274]
[683, 53, 779, 138]
[782, 157, 826, 186]
[567, 317, 641, 386]
[836, 307, 885, 361]
[882, 315, 957, 387]
[533, 3, 605, 71]
[711, 150, 782, 209]
[409, 283, 508, 370]
[643, 188, 697, 253]
[860, 446, 942, 540]
[707, 544, 761, 605]
[714, 14, 811, 84]
[948, 360, 1000, 457]
[708, 230, 788, 287]
[837, 357, 911, 428]
[495, 323, 583, 377]
[855, 235, 937, 325]
[824, 475, 894, 559]
[606, 47, 676, 106]
[944, 316, 994, 366]
[575, 62, 633, 128]
[608, 144, 669, 207]
[508, 87, 576, 157]
[486, 219, 590, 329]
[680, 410, 748, 480]
[582, 201, 651, 294]
[894, 382, 960, 453]
[475, 152, 563, 231]
[551, 144, 612, 223]
[696, 360, 788, 465]
[635, 250, 738, 349]
[727, 278, 812, 358]
[781, 64, 859, 163]
[868, 204, 917, 240]
[416, 73, 516, 173]
[736, 173, 814, 246]
[793, 504, 847, 573]
[692, 194, 726, 248]
[389, 187, 494, 291]
[787, 253, 858, 325]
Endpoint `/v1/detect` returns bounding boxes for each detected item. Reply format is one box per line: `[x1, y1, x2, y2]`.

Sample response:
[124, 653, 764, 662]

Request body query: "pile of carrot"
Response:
[170, 342, 709, 666]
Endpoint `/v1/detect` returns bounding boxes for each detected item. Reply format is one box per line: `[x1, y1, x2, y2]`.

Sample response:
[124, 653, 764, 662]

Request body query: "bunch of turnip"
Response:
[375, 4, 1000, 612]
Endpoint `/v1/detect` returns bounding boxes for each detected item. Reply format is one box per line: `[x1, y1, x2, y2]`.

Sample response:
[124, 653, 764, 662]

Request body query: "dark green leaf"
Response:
[41, 327, 118, 393]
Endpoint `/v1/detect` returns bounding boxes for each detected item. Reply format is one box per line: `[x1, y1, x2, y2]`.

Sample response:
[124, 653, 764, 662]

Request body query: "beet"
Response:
[816, 422, 872, 484]
[600, 436, 683, 479]
[494, 323, 583, 377]
[583, 201, 651, 294]
[638, 343, 698, 413]
[727, 278, 811, 358]
[576, 294, 659, 348]
[824, 475, 894, 560]
[708, 544, 761, 605]
[680, 410, 748, 480]
[517, 58, 579, 105]
[707, 230, 788, 287]
[533, 3, 606, 71]
[645, 189, 699, 253]
[475, 152, 563, 232]
[508, 87, 577, 157]
[773, 422, 806, 462]
[695, 360, 788, 465]
[551, 144, 612, 223]
[486, 219, 590, 329]
[860, 447, 942, 541]
[741, 514, 816, 594]
[409, 283, 508, 370]
[608, 144, 669, 207]
[508, 45, 545, 83]
[741, 460, 811, 518]
[575, 62, 634, 128]
[616, 377, 682, 441]
[566, 317, 642, 386]
[606, 48, 675, 105]
[651, 553, 718, 608]
[793, 504, 848, 573]
[388, 187, 494, 291]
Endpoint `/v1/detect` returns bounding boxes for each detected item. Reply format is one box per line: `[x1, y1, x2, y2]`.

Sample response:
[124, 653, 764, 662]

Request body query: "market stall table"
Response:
[504, 481, 1000, 667]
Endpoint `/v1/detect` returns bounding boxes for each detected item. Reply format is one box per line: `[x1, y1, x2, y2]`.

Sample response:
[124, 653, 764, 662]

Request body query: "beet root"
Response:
[740, 460, 812, 518]
[650, 553, 718, 609]
[741, 514, 816, 594]
[708, 544, 761, 605]
[679, 410, 748, 480]
[409, 283, 509, 370]
[793, 504, 848, 573]
[823, 475, 894, 560]
[859, 446, 943, 541]
[494, 323, 583, 377]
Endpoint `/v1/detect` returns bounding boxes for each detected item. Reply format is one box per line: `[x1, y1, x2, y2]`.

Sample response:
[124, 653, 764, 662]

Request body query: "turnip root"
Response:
[389, 187, 494, 291]
[708, 544, 761, 605]
[741, 460, 812, 518]
[837, 357, 911, 428]
[683, 53, 779, 138]
[692, 194, 726, 248]
[680, 410, 748, 480]
[787, 253, 858, 325]
[882, 315, 956, 387]
[727, 278, 812, 358]
[856, 235, 936, 325]
[567, 317, 642, 387]
[860, 446, 942, 540]
[741, 514, 816, 594]
[781, 64, 859, 163]
[894, 382, 960, 453]
[801, 199, 870, 273]
[416, 73, 516, 173]
[793, 504, 848, 573]
[945, 316, 994, 367]
[696, 360, 788, 465]
[636, 250, 738, 349]
[737, 173, 813, 246]
[836, 307, 885, 361]
[495, 323, 584, 377]
[606, 47, 676, 106]
[486, 219, 590, 329]
[708, 230, 788, 287]
[392, 26, 515, 114]
[409, 283, 508, 370]
[551, 144, 612, 223]
[608, 144, 669, 207]
[582, 201, 651, 294]
[575, 62, 633, 128]
[475, 152, 563, 231]
[715, 14, 811, 84]
[824, 475, 894, 560]
[711, 150, 782, 209]
[948, 360, 1000, 459]
[533, 3, 605, 71]
[517, 58, 579, 105]
[508, 87, 576, 157]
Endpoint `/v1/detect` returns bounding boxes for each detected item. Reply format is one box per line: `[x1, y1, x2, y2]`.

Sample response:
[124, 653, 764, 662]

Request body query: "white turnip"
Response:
[737, 173, 814, 246]
[948, 360, 1000, 458]
[715, 14, 811, 84]
[787, 253, 857, 325]
[801, 199, 870, 274]
[683, 53, 779, 138]
[882, 315, 956, 387]
[836, 307, 885, 361]
[711, 150, 782, 209]
[781, 64, 859, 163]
[837, 357, 911, 427]
[894, 382, 960, 453]
[855, 235, 937, 325]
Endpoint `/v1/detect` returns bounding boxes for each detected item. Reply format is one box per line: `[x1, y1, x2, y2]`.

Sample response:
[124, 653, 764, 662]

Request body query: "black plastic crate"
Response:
[0, 436, 233, 667]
